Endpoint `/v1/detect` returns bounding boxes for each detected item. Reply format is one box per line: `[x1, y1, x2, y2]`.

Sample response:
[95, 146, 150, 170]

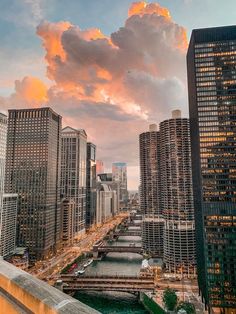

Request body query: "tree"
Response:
[176, 301, 196, 314]
[162, 287, 178, 311]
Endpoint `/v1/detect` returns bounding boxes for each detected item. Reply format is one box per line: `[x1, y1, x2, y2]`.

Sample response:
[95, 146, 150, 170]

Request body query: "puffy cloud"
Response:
[2, 2, 188, 189]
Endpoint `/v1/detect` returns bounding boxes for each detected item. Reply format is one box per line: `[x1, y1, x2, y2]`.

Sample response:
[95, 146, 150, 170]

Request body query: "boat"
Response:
[83, 259, 93, 268]
[75, 269, 85, 275]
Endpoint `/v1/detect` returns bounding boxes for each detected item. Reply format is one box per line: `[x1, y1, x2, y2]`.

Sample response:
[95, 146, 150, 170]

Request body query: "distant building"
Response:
[5, 108, 61, 262]
[86, 143, 97, 228]
[61, 199, 75, 246]
[0, 194, 18, 257]
[97, 173, 119, 216]
[139, 124, 164, 257]
[96, 183, 117, 225]
[112, 162, 128, 205]
[61, 127, 87, 237]
[160, 110, 196, 276]
[96, 160, 104, 175]
[187, 26, 236, 311]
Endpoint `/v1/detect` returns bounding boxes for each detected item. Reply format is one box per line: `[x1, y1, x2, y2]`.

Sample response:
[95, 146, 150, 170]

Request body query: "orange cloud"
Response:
[13, 76, 48, 106]
[128, 1, 171, 19]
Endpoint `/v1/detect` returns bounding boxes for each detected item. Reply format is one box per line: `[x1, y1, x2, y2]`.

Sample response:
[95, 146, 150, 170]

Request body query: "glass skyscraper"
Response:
[5, 108, 61, 262]
[187, 26, 236, 313]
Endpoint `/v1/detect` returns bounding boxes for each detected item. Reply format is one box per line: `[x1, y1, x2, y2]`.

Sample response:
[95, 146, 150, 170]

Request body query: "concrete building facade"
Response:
[5, 108, 62, 261]
[61, 199, 75, 246]
[187, 26, 236, 312]
[139, 124, 164, 257]
[61, 127, 87, 237]
[96, 183, 117, 225]
[160, 110, 196, 276]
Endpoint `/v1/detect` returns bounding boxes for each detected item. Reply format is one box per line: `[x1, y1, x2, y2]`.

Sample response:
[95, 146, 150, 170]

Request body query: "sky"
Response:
[0, 0, 236, 190]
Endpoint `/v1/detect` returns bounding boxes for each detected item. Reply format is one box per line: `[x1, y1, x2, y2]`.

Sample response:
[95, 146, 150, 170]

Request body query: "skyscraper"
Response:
[0, 194, 18, 257]
[61, 127, 87, 237]
[112, 162, 128, 204]
[5, 108, 61, 261]
[160, 110, 196, 277]
[0, 113, 7, 255]
[187, 26, 236, 312]
[139, 124, 164, 257]
[86, 143, 97, 228]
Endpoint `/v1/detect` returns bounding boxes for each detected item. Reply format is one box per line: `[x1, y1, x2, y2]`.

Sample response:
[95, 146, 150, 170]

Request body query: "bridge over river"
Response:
[60, 274, 155, 294]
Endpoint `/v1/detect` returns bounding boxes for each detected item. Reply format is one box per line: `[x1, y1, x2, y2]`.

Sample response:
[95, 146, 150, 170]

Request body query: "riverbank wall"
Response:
[140, 292, 166, 314]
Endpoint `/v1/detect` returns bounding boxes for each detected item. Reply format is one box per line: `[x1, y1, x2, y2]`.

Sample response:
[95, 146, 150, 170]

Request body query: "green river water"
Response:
[75, 227, 149, 313]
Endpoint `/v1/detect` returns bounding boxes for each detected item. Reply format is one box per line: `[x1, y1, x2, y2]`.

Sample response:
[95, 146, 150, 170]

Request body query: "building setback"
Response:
[160, 110, 196, 277]
[139, 124, 164, 257]
[5, 108, 61, 261]
[187, 26, 236, 312]
[86, 143, 97, 229]
[61, 127, 87, 237]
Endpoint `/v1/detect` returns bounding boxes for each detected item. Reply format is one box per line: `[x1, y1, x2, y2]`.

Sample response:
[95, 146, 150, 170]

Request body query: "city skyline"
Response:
[1, 1, 236, 190]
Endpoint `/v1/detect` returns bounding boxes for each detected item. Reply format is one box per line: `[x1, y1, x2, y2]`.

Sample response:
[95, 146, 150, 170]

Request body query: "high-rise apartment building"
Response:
[5, 108, 61, 261]
[139, 124, 164, 257]
[112, 162, 128, 204]
[0, 194, 18, 257]
[0, 113, 7, 255]
[96, 183, 117, 225]
[160, 110, 196, 276]
[61, 127, 87, 237]
[187, 26, 236, 312]
[86, 143, 97, 228]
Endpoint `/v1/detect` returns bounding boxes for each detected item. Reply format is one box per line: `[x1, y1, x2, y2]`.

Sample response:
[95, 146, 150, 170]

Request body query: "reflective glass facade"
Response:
[86, 143, 97, 228]
[187, 26, 236, 312]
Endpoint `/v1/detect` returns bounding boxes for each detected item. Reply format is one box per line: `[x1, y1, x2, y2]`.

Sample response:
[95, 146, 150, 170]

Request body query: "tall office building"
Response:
[139, 124, 164, 257]
[96, 183, 117, 225]
[97, 173, 119, 216]
[61, 198, 75, 246]
[61, 127, 87, 237]
[112, 162, 128, 204]
[0, 113, 7, 255]
[86, 143, 97, 228]
[187, 26, 236, 312]
[5, 108, 61, 261]
[0, 194, 18, 257]
[160, 110, 196, 276]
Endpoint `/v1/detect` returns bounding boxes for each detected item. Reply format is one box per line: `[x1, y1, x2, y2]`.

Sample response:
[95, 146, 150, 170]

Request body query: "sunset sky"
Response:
[0, 0, 235, 189]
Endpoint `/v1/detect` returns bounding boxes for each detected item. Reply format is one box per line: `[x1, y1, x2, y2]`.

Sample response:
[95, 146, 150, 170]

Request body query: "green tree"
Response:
[162, 287, 178, 311]
[176, 301, 196, 314]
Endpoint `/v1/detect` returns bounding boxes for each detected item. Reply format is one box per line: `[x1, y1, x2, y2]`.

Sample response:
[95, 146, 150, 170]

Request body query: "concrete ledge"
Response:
[0, 259, 99, 314]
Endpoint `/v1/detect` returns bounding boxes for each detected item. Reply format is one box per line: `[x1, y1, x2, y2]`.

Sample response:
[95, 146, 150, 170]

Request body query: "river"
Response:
[75, 226, 149, 313]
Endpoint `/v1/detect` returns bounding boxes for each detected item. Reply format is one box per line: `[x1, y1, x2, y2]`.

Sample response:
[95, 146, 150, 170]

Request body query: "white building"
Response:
[96, 184, 117, 225]
[0, 194, 18, 257]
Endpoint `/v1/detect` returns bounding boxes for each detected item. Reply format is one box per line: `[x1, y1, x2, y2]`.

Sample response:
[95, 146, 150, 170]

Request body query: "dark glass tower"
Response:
[86, 143, 97, 228]
[187, 26, 236, 312]
[5, 108, 61, 261]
